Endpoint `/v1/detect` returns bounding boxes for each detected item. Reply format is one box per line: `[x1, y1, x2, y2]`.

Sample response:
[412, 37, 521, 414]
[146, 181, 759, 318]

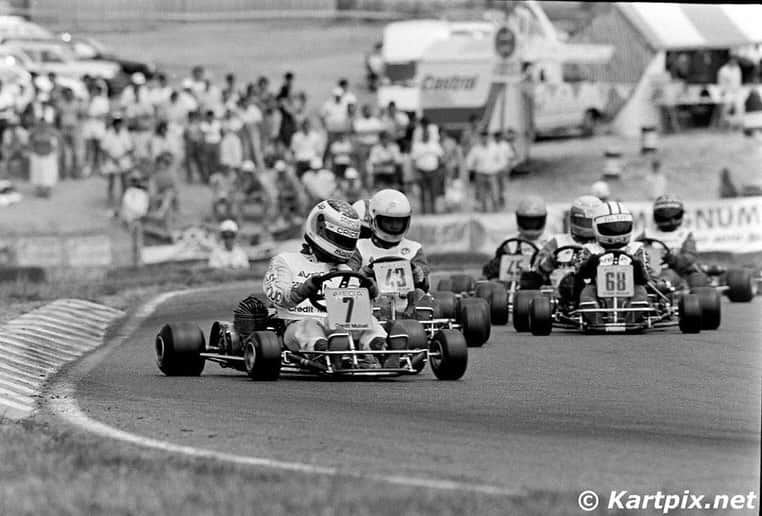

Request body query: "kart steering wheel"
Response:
[496, 238, 539, 265]
[551, 244, 583, 266]
[636, 237, 672, 264]
[367, 255, 409, 271]
[308, 270, 376, 311]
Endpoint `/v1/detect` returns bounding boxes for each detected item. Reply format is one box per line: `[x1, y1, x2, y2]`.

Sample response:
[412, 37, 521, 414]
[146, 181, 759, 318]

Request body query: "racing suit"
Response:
[523, 233, 588, 302]
[574, 241, 650, 310]
[638, 226, 707, 288]
[482, 232, 549, 281]
[263, 246, 386, 351]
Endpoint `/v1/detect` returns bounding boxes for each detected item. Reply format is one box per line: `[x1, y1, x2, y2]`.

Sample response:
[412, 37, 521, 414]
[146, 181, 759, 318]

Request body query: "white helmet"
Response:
[592, 201, 633, 249]
[569, 195, 603, 242]
[352, 199, 372, 239]
[219, 219, 239, 236]
[369, 189, 411, 244]
[304, 199, 361, 263]
[515, 195, 546, 240]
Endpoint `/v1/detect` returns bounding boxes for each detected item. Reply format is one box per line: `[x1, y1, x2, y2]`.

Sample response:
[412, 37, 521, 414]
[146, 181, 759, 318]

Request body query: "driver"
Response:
[482, 195, 549, 279]
[574, 201, 650, 310]
[263, 199, 388, 364]
[521, 195, 602, 299]
[348, 189, 430, 292]
[638, 194, 707, 288]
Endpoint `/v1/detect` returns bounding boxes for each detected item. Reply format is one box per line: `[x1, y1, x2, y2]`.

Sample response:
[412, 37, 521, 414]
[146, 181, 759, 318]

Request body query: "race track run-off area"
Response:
[55, 284, 760, 497]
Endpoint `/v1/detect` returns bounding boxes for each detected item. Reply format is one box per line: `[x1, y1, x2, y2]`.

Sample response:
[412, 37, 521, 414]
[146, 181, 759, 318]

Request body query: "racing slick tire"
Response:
[429, 329, 468, 380]
[431, 290, 458, 320]
[678, 294, 703, 334]
[528, 296, 553, 336]
[155, 323, 206, 376]
[726, 269, 755, 302]
[460, 298, 491, 347]
[692, 286, 721, 330]
[244, 331, 281, 381]
[388, 319, 427, 373]
[450, 273, 475, 293]
[475, 281, 510, 326]
[513, 289, 539, 332]
[436, 278, 453, 292]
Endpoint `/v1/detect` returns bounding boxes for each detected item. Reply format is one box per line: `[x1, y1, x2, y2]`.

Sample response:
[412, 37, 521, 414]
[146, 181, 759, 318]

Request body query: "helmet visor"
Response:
[570, 212, 593, 229]
[517, 214, 546, 231]
[321, 219, 360, 251]
[376, 215, 410, 236]
[654, 207, 683, 224]
[597, 220, 632, 236]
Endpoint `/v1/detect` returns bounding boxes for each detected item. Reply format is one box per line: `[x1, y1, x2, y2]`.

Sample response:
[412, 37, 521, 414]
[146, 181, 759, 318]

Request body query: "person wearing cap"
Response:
[209, 219, 249, 270]
[290, 118, 324, 178]
[320, 86, 351, 160]
[340, 166, 364, 204]
[591, 179, 610, 202]
[122, 73, 154, 160]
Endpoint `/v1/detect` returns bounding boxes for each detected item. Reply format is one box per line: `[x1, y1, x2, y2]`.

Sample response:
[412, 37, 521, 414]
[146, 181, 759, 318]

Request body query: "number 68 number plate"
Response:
[324, 288, 372, 330]
[596, 265, 634, 298]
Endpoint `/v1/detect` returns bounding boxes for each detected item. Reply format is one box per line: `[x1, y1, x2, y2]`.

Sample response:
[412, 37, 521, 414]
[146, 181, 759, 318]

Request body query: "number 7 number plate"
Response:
[324, 288, 372, 330]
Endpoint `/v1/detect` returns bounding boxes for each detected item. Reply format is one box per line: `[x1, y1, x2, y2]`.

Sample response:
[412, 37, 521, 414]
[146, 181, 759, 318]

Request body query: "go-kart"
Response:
[154, 271, 468, 381]
[515, 249, 706, 335]
[638, 237, 756, 304]
[366, 256, 491, 348]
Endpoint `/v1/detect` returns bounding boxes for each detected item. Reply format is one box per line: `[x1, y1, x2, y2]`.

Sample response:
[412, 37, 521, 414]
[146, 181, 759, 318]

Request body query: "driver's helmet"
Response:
[516, 195, 547, 240]
[569, 195, 603, 242]
[304, 199, 361, 263]
[369, 188, 411, 245]
[351, 199, 373, 239]
[592, 201, 633, 249]
[653, 194, 684, 232]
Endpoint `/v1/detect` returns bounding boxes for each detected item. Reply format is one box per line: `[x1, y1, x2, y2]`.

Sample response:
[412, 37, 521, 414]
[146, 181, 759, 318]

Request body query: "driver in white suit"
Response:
[263, 199, 387, 362]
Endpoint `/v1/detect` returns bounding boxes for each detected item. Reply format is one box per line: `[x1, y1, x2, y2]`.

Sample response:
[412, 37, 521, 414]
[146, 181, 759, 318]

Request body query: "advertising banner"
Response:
[407, 213, 473, 255]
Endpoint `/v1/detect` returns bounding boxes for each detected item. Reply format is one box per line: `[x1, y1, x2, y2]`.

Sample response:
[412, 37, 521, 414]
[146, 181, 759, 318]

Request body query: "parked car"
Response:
[59, 32, 156, 82]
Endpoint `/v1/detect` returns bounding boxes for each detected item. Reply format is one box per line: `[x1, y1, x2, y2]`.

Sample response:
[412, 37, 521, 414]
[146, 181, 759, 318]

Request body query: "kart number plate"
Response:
[373, 260, 414, 295]
[596, 264, 634, 298]
[325, 288, 372, 330]
[499, 254, 531, 282]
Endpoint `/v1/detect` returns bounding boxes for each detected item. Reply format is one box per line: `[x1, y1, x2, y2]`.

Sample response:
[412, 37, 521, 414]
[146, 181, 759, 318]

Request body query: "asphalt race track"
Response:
[74, 284, 761, 495]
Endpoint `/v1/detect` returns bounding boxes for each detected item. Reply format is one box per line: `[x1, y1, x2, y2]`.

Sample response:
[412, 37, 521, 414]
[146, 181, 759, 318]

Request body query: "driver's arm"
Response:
[263, 254, 307, 308]
[410, 248, 431, 292]
[534, 237, 559, 277]
[346, 249, 364, 273]
[674, 232, 699, 271]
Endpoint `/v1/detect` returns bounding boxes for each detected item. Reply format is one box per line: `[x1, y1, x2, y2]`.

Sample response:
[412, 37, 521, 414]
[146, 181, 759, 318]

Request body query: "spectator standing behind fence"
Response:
[380, 101, 409, 149]
[320, 87, 350, 158]
[148, 120, 174, 163]
[290, 118, 324, 178]
[645, 159, 667, 200]
[82, 82, 109, 177]
[2, 114, 28, 178]
[327, 130, 353, 178]
[717, 56, 743, 128]
[368, 130, 402, 190]
[495, 130, 517, 207]
[184, 110, 204, 183]
[55, 87, 82, 180]
[28, 107, 59, 198]
[220, 117, 243, 174]
[209, 219, 249, 270]
[353, 104, 383, 186]
[200, 109, 222, 183]
[466, 131, 502, 212]
[411, 126, 443, 214]
[101, 114, 134, 206]
[123, 74, 154, 160]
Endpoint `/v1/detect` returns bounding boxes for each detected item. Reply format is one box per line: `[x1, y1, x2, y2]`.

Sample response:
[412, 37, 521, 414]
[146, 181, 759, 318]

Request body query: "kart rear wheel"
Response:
[431, 290, 458, 320]
[155, 323, 206, 376]
[692, 286, 721, 330]
[450, 273, 475, 293]
[528, 296, 553, 336]
[726, 269, 755, 302]
[244, 331, 281, 381]
[678, 294, 702, 334]
[513, 289, 538, 332]
[474, 281, 509, 325]
[436, 278, 453, 292]
[429, 329, 467, 380]
[387, 319, 427, 350]
[460, 298, 491, 347]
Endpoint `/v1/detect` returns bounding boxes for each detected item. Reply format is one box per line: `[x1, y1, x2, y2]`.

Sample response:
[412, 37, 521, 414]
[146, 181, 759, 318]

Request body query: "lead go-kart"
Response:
[364, 256, 492, 348]
[514, 248, 714, 335]
[154, 271, 468, 381]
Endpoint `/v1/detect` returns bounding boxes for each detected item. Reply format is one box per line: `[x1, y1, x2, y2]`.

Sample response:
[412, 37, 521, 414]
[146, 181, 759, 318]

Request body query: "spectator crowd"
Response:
[0, 65, 523, 229]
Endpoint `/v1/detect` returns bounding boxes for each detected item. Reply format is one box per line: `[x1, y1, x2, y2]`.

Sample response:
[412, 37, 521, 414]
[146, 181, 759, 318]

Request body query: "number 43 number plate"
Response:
[324, 288, 372, 330]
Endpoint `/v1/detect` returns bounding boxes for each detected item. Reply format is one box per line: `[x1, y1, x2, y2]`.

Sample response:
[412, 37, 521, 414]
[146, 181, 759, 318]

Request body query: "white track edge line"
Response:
[46, 288, 522, 498]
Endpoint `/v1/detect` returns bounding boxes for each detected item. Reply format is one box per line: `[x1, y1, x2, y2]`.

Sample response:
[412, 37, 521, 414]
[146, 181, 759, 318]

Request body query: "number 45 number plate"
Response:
[324, 288, 372, 330]
[499, 254, 531, 282]
[596, 265, 634, 298]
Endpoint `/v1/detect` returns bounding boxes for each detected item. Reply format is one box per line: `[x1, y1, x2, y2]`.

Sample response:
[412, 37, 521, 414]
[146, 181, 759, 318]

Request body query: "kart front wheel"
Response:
[678, 294, 703, 334]
[429, 329, 467, 380]
[726, 269, 755, 302]
[450, 273, 475, 293]
[155, 323, 206, 376]
[475, 282, 509, 326]
[692, 286, 721, 330]
[244, 331, 281, 381]
[431, 290, 458, 320]
[529, 296, 553, 336]
[436, 278, 453, 292]
[513, 289, 538, 332]
[460, 298, 491, 347]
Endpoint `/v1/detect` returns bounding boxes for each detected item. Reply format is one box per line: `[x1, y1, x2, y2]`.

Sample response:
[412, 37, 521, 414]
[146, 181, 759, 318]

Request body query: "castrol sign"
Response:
[418, 62, 491, 108]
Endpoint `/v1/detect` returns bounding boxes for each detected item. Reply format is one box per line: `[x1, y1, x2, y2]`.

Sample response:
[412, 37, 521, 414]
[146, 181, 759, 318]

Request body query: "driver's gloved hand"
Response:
[367, 279, 379, 299]
[662, 253, 678, 269]
[360, 265, 375, 279]
[293, 275, 322, 302]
